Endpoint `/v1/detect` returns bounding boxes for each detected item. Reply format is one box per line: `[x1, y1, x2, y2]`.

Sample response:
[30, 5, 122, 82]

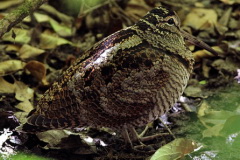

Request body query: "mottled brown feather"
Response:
[22, 6, 195, 132]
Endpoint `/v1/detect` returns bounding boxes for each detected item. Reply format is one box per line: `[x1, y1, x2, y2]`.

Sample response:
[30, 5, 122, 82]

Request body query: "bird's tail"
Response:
[16, 114, 75, 133]
[16, 122, 50, 133]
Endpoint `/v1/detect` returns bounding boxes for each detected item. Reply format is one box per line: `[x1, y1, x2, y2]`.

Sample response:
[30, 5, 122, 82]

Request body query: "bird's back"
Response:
[22, 6, 194, 132]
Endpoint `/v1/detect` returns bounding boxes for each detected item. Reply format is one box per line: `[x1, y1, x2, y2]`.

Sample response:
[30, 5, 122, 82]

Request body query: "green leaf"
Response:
[150, 138, 198, 160]
[202, 123, 224, 137]
[199, 110, 236, 126]
[199, 80, 207, 85]
[9, 152, 53, 160]
[220, 115, 240, 136]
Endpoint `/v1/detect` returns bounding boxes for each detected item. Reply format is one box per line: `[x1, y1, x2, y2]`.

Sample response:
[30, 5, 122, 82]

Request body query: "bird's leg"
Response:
[139, 125, 149, 138]
[121, 125, 133, 148]
[138, 118, 174, 142]
[121, 125, 146, 149]
[128, 127, 144, 145]
[121, 120, 174, 149]
[158, 117, 176, 139]
[130, 119, 175, 143]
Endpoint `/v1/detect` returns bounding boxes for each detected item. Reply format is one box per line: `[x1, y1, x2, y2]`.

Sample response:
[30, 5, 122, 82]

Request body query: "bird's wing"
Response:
[22, 28, 140, 131]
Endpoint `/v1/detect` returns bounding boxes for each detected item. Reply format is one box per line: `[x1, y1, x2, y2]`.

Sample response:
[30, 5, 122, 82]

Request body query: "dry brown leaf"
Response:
[202, 60, 211, 78]
[40, 4, 74, 25]
[218, 7, 232, 26]
[5, 44, 21, 52]
[183, 8, 217, 30]
[39, 30, 73, 49]
[0, 0, 24, 10]
[24, 60, 49, 85]
[14, 81, 34, 102]
[33, 12, 74, 37]
[0, 60, 26, 76]
[19, 44, 45, 59]
[2, 28, 31, 44]
[15, 100, 34, 112]
[36, 130, 72, 149]
[14, 112, 28, 124]
[216, 8, 232, 35]
[125, 0, 152, 21]
[0, 77, 15, 94]
[193, 46, 223, 62]
[219, 0, 240, 4]
[212, 57, 240, 73]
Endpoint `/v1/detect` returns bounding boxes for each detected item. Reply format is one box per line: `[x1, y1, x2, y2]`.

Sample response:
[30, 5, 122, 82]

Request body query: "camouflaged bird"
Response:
[22, 6, 217, 136]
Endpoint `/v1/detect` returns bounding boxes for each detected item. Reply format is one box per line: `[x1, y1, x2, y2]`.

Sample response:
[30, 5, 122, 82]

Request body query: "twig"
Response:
[0, 0, 48, 38]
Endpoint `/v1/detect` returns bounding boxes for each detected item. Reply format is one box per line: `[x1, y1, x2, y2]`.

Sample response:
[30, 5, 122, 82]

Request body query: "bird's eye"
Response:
[167, 18, 175, 26]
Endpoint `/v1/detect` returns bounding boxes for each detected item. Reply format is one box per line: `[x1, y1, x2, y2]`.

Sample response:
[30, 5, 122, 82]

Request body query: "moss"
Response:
[12, 0, 41, 17]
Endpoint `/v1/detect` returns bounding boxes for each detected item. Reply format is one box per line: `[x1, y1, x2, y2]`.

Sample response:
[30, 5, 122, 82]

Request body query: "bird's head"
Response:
[136, 6, 218, 56]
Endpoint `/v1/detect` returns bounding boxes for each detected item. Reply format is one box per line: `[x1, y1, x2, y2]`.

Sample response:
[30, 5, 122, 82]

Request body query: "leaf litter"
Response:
[0, 0, 240, 159]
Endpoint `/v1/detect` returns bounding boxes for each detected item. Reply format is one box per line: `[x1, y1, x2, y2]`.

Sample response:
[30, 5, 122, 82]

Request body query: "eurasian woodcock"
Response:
[21, 6, 217, 141]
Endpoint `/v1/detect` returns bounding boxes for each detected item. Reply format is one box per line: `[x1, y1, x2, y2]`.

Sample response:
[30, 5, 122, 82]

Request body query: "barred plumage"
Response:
[21, 6, 216, 135]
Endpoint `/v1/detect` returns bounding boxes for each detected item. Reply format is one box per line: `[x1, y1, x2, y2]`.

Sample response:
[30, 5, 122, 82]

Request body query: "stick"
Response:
[0, 0, 48, 38]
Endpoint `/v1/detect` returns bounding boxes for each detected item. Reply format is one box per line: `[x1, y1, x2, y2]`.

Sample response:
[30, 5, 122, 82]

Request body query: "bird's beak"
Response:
[180, 29, 218, 56]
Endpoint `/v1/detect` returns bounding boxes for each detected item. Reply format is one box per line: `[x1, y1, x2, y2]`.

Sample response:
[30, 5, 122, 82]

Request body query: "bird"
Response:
[20, 6, 217, 144]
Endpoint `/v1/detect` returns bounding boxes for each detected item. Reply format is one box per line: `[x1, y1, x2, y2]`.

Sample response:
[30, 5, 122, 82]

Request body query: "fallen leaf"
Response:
[220, 115, 240, 136]
[24, 60, 49, 85]
[77, 0, 107, 16]
[5, 44, 21, 52]
[183, 8, 217, 30]
[125, 0, 152, 21]
[19, 44, 45, 59]
[2, 28, 31, 44]
[228, 18, 240, 30]
[14, 81, 34, 102]
[199, 110, 236, 126]
[0, 60, 26, 76]
[33, 12, 74, 37]
[23, 15, 31, 23]
[193, 46, 224, 62]
[0, 0, 24, 10]
[202, 60, 211, 78]
[212, 57, 240, 74]
[15, 100, 34, 112]
[202, 123, 224, 138]
[216, 8, 232, 35]
[14, 112, 28, 124]
[49, 18, 74, 37]
[150, 138, 198, 160]
[0, 77, 15, 94]
[197, 101, 210, 117]
[36, 130, 72, 149]
[39, 30, 73, 49]
[40, 4, 73, 24]
[219, 0, 240, 5]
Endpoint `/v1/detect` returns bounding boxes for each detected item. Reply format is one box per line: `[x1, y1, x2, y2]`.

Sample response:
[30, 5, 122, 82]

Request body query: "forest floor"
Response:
[0, 0, 240, 159]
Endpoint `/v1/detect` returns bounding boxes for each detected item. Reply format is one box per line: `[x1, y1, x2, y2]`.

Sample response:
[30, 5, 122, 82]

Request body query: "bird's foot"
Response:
[121, 123, 174, 153]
